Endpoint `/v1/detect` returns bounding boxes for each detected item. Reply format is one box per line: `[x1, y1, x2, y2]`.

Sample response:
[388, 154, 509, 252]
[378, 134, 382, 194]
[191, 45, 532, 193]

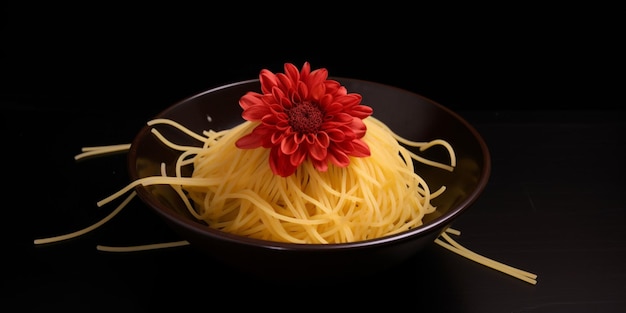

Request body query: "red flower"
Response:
[235, 62, 374, 177]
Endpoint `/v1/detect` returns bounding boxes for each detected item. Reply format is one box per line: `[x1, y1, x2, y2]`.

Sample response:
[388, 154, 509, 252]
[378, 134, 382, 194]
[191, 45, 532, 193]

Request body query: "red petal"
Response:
[293, 132, 306, 144]
[276, 119, 290, 130]
[325, 127, 354, 143]
[239, 92, 264, 110]
[259, 69, 278, 94]
[310, 81, 326, 101]
[308, 68, 328, 88]
[323, 80, 342, 95]
[269, 104, 287, 115]
[280, 134, 299, 155]
[350, 105, 374, 119]
[289, 147, 307, 167]
[235, 133, 263, 149]
[312, 159, 328, 172]
[308, 139, 328, 161]
[269, 147, 297, 177]
[325, 128, 345, 141]
[335, 140, 354, 153]
[316, 131, 330, 147]
[318, 93, 334, 108]
[271, 86, 287, 103]
[277, 73, 294, 91]
[284, 63, 301, 83]
[270, 131, 285, 145]
[260, 113, 277, 124]
[299, 62, 311, 77]
[304, 133, 316, 144]
[322, 103, 343, 118]
[328, 148, 350, 167]
[241, 105, 271, 121]
[336, 123, 356, 136]
[278, 95, 292, 108]
[350, 139, 371, 157]
[333, 112, 354, 123]
[338, 93, 362, 107]
[350, 118, 368, 138]
[243, 125, 277, 148]
[296, 81, 308, 100]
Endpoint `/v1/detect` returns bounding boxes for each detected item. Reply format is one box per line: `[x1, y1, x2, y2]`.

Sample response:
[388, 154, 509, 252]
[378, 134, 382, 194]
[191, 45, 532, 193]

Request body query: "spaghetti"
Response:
[32, 118, 538, 285]
[93, 116, 454, 243]
[148, 116, 454, 244]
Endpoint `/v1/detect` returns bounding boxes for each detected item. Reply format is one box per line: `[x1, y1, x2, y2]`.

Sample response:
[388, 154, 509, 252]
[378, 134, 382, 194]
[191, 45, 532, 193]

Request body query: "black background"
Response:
[2, 3, 625, 313]
[2, 3, 621, 112]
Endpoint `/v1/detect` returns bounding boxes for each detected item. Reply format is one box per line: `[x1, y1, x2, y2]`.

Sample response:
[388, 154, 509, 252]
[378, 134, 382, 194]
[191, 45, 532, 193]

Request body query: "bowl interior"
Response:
[127, 77, 490, 278]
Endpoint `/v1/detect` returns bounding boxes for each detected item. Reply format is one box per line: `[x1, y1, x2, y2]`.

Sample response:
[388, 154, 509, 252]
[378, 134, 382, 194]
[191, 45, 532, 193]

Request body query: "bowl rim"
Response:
[127, 77, 491, 251]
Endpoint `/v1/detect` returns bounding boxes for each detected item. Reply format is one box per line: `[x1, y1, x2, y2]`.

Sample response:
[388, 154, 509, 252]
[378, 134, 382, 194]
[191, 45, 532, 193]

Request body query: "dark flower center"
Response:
[287, 101, 324, 134]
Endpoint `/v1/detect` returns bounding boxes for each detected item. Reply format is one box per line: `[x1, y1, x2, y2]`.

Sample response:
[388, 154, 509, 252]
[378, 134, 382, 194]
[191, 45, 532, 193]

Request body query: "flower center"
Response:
[287, 101, 324, 133]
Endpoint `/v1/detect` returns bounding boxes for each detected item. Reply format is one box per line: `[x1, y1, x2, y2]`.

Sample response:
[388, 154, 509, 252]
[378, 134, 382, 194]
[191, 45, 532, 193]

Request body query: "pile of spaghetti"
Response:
[149, 62, 455, 244]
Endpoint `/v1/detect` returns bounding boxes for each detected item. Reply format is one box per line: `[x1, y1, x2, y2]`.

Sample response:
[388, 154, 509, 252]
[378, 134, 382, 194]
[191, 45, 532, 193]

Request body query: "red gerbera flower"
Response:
[235, 62, 374, 177]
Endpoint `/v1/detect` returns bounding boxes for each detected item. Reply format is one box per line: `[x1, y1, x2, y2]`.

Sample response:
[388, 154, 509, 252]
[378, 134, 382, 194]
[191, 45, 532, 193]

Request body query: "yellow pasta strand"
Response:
[435, 231, 538, 285]
[97, 240, 190, 252]
[33, 191, 137, 245]
[74, 143, 131, 160]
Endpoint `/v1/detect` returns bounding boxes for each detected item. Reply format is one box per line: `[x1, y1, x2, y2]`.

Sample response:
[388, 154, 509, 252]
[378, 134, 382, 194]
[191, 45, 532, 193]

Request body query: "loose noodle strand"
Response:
[97, 240, 190, 252]
[34, 191, 136, 245]
[74, 144, 132, 160]
[435, 232, 538, 285]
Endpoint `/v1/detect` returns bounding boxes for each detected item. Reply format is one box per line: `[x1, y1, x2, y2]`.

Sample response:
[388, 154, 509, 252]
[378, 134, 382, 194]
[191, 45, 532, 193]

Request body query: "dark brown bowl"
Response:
[127, 77, 491, 281]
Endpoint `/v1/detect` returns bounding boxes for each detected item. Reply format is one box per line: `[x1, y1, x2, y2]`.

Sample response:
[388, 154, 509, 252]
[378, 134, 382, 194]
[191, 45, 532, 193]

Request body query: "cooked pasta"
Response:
[32, 117, 538, 284]
[128, 116, 452, 244]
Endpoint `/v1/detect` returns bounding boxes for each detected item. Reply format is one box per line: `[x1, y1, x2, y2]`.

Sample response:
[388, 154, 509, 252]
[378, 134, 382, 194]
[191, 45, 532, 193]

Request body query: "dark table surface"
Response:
[4, 102, 625, 312]
[3, 4, 625, 312]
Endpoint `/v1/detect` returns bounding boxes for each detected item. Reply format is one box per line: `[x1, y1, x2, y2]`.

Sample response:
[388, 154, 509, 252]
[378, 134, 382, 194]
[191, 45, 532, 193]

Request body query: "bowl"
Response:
[127, 77, 491, 281]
